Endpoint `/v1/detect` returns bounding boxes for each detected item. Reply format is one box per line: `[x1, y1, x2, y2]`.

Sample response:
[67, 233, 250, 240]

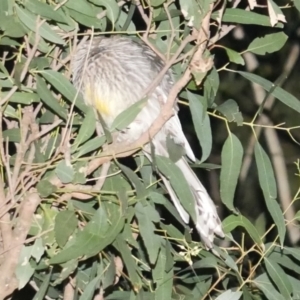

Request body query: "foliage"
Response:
[0, 0, 300, 299]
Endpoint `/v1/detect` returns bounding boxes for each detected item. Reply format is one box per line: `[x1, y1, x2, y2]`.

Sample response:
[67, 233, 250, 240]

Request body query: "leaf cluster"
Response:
[0, 0, 300, 300]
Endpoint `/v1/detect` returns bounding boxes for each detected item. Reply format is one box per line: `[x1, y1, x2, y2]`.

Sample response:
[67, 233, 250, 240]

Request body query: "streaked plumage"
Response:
[71, 35, 224, 248]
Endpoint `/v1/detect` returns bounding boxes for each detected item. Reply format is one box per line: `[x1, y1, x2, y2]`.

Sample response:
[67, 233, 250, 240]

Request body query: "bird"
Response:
[71, 35, 224, 248]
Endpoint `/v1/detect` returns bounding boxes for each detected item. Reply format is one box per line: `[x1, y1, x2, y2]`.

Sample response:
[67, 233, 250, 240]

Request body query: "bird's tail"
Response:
[145, 140, 224, 249]
[173, 158, 224, 248]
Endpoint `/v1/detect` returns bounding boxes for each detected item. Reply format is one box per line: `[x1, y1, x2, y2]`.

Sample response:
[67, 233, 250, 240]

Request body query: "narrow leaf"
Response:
[114, 235, 142, 290]
[41, 70, 88, 113]
[216, 99, 243, 125]
[135, 202, 161, 264]
[254, 273, 285, 300]
[36, 76, 68, 120]
[212, 8, 283, 27]
[119, 164, 148, 200]
[215, 290, 242, 300]
[187, 91, 212, 162]
[79, 275, 101, 300]
[264, 257, 292, 299]
[74, 136, 106, 158]
[32, 269, 52, 300]
[15, 6, 64, 44]
[55, 160, 74, 184]
[222, 215, 263, 247]
[247, 32, 288, 55]
[254, 142, 286, 246]
[224, 47, 245, 65]
[73, 107, 96, 148]
[89, 0, 120, 23]
[110, 98, 148, 131]
[238, 71, 300, 113]
[55, 210, 78, 248]
[220, 134, 243, 212]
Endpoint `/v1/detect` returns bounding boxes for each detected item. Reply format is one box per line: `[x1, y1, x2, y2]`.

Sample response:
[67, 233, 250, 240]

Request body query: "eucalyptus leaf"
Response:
[222, 215, 263, 247]
[238, 71, 300, 113]
[41, 70, 88, 113]
[135, 202, 161, 264]
[220, 134, 243, 212]
[187, 91, 212, 163]
[247, 32, 288, 55]
[212, 8, 283, 28]
[264, 257, 292, 299]
[254, 142, 286, 246]
[15, 6, 64, 44]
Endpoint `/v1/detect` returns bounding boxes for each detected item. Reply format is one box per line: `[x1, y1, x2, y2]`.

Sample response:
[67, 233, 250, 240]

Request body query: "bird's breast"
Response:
[83, 82, 129, 126]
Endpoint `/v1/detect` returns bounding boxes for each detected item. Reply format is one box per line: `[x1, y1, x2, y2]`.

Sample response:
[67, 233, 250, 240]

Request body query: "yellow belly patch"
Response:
[85, 84, 111, 116]
[95, 98, 111, 116]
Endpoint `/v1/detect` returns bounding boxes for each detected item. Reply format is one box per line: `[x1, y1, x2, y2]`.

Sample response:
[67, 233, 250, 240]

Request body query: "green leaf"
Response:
[151, 0, 165, 7]
[25, 0, 68, 23]
[41, 70, 88, 113]
[247, 32, 288, 55]
[166, 135, 185, 162]
[192, 257, 218, 269]
[294, 0, 300, 13]
[222, 215, 263, 247]
[212, 8, 283, 28]
[155, 155, 196, 222]
[3, 91, 39, 104]
[36, 76, 68, 120]
[110, 98, 148, 131]
[116, 10, 136, 32]
[268, 251, 300, 275]
[216, 99, 243, 125]
[281, 247, 300, 262]
[28, 34, 49, 53]
[65, 0, 98, 17]
[50, 204, 124, 264]
[135, 202, 161, 264]
[3, 128, 20, 142]
[114, 235, 142, 290]
[74, 136, 106, 158]
[179, 0, 211, 29]
[73, 107, 96, 148]
[53, 259, 78, 285]
[15, 246, 35, 289]
[189, 278, 212, 299]
[254, 142, 286, 246]
[220, 134, 243, 212]
[215, 290, 242, 300]
[0, 15, 27, 38]
[224, 47, 245, 65]
[32, 269, 52, 300]
[89, 0, 121, 23]
[254, 273, 285, 300]
[187, 91, 212, 163]
[102, 256, 116, 289]
[79, 275, 101, 300]
[238, 71, 300, 113]
[36, 180, 57, 197]
[72, 161, 88, 184]
[15, 5, 64, 45]
[55, 211, 78, 248]
[31, 238, 44, 262]
[204, 67, 219, 106]
[287, 275, 300, 299]
[67, 8, 104, 29]
[118, 164, 148, 200]
[153, 241, 173, 300]
[264, 257, 292, 299]
[55, 160, 75, 184]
